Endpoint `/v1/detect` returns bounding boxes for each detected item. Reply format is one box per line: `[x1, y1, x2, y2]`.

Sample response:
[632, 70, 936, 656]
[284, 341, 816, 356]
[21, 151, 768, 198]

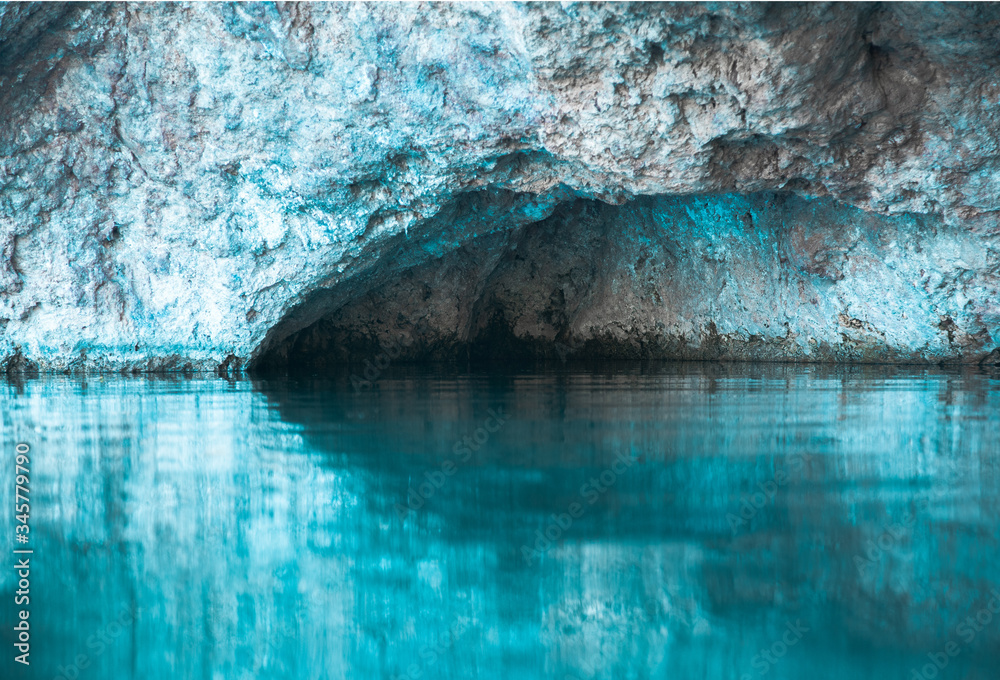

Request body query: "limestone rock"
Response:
[2, 2, 999, 371]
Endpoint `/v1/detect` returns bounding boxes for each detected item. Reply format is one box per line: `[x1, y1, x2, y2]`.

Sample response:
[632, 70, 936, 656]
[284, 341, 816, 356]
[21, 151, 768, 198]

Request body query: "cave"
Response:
[254, 189, 1000, 372]
[4, 2, 1000, 373]
[6, 5, 1000, 680]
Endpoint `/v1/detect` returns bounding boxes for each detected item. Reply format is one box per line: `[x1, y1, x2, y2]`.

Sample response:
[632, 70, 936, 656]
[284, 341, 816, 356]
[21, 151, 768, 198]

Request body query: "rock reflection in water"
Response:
[1, 364, 998, 679]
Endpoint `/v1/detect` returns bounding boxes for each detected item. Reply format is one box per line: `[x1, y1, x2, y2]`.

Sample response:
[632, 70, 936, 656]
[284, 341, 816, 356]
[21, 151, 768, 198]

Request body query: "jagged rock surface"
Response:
[264, 193, 999, 369]
[2, 2, 1000, 372]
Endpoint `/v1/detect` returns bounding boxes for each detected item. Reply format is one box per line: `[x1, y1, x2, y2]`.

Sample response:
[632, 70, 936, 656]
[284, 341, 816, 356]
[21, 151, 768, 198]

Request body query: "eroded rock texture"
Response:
[2, 2, 1000, 371]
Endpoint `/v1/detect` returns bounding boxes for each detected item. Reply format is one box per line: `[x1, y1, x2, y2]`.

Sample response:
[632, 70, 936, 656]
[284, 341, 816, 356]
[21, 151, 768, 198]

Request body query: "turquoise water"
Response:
[2, 363, 1000, 679]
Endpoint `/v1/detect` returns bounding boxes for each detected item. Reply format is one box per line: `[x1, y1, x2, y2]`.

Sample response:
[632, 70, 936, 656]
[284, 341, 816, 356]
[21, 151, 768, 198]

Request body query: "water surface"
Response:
[2, 363, 999, 679]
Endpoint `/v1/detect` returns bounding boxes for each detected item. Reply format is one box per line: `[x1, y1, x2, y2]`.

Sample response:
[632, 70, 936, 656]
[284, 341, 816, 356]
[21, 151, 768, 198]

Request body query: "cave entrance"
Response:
[252, 191, 987, 372]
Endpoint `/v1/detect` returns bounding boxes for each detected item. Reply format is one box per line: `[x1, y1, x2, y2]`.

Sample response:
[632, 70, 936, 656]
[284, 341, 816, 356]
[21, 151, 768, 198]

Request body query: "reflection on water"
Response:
[1, 363, 999, 679]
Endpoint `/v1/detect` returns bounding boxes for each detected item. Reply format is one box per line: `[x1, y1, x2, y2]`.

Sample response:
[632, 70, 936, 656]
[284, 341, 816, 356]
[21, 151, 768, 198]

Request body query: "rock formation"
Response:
[2, 2, 999, 372]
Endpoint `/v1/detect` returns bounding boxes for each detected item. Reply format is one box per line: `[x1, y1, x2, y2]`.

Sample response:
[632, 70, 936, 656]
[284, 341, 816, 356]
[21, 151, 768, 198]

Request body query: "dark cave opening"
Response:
[252, 191, 998, 373]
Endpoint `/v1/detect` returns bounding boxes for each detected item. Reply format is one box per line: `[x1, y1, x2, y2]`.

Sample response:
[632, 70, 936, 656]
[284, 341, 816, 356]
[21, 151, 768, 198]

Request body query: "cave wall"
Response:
[2, 2, 1000, 371]
[261, 192, 1000, 370]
